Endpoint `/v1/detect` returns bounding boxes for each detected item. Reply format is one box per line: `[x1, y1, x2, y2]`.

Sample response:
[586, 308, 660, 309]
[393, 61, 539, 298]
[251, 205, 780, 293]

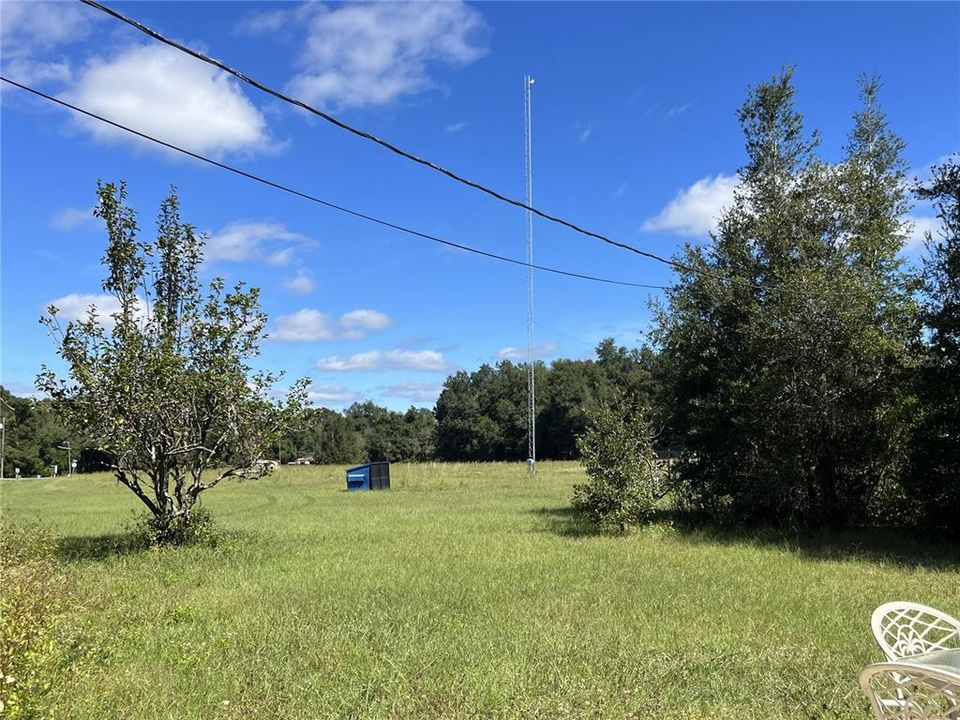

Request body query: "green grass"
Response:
[2, 462, 958, 719]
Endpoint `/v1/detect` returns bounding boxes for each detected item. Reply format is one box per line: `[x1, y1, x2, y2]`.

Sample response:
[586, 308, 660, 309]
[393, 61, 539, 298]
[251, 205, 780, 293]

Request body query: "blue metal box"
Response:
[346, 462, 390, 491]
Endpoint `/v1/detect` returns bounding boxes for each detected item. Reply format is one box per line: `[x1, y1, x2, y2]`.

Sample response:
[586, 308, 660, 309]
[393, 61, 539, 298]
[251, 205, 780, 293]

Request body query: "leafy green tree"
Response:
[434, 361, 544, 461]
[434, 370, 480, 460]
[346, 401, 393, 460]
[572, 392, 659, 532]
[312, 408, 365, 464]
[434, 343, 666, 462]
[0, 389, 45, 477]
[364, 407, 409, 462]
[909, 157, 960, 530]
[339, 402, 436, 462]
[401, 407, 437, 461]
[538, 359, 599, 460]
[0, 389, 87, 477]
[435, 365, 511, 461]
[655, 71, 918, 526]
[38, 182, 307, 543]
[276, 407, 364, 465]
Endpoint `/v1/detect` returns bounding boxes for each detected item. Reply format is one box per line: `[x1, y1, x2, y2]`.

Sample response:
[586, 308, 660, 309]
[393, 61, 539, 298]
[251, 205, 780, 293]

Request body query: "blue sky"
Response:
[2, 1, 958, 410]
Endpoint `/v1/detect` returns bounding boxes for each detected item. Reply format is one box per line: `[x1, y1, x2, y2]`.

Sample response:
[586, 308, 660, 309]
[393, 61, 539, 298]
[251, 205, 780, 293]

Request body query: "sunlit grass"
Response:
[2, 462, 957, 719]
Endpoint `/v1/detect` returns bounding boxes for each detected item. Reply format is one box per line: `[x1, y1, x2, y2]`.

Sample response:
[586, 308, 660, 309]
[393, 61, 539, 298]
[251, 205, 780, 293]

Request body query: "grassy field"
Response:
[2, 462, 958, 719]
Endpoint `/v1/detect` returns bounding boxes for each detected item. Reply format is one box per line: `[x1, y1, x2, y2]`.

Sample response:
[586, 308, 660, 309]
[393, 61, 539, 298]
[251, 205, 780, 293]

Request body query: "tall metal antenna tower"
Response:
[524, 75, 536, 477]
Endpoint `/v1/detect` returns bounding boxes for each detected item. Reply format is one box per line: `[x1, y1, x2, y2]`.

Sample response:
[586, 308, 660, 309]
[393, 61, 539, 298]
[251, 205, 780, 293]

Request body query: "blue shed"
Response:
[346, 461, 390, 491]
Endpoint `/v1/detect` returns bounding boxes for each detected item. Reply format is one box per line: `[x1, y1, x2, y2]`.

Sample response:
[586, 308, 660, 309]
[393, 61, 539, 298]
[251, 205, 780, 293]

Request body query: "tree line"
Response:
[258, 340, 661, 466]
[2, 341, 657, 473]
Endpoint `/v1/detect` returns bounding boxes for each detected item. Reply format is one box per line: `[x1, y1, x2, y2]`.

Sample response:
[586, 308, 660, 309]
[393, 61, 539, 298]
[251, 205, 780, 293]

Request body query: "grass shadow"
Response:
[528, 506, 603, 539]
[56, 532, 151, 562]
[531, 505, 960, 569]
[55, 527, 253, 561]
[669, 516, 960, 570]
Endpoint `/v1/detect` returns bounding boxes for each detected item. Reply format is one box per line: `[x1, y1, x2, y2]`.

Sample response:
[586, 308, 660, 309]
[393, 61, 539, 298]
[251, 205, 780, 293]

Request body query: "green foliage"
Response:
[238, 340, 668, 468]
[279, 407, 364, 465]
[572, 393, 659, 531]
[346, 401, 436, 462]
[909, 156, 960, 530]
[128, 505, 219, 548]
[0, 525, 74, 719]
[37, 181, 307, 542]
[277, 403, 436, 465]
[655, 71, 919, 527]
[0, 389, 91, 478]
[434, 362, 532, 461]
[435, 343, 664, 462]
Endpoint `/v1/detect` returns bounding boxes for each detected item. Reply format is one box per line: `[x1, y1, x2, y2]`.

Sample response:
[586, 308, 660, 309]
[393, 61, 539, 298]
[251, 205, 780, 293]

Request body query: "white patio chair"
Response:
[872, 603, 960, 661]
[860, 661, 960, 719]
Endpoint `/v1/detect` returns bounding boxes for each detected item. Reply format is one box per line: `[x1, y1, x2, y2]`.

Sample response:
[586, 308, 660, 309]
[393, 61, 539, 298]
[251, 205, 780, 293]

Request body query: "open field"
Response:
[3, 462, 959, 719]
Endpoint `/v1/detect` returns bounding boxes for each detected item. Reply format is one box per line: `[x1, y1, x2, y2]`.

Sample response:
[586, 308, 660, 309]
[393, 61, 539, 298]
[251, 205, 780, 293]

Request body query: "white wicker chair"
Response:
[860, 661, 960, 719]
[872, 603, 960, 661]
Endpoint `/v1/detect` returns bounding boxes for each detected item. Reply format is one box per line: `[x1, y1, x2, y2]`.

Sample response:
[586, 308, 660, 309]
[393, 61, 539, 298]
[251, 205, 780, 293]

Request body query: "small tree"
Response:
[38, 182, 307, 544]
[572, 392, 659, 532]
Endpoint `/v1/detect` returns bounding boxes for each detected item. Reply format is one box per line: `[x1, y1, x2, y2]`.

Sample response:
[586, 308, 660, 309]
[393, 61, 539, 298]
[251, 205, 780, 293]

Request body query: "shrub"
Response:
[572, 393, 660, 532]
[0, 525, 73, 719]
[129, 505, 219, 548]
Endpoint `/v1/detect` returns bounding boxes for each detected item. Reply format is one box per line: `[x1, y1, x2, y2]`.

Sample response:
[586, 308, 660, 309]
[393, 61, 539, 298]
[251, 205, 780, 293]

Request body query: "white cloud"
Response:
[46, 292, 146, 329]
[444, 121, 466, 134]
[48, 293, 122, 322]
[306, 383, 362, 407]
[614, 182, 628, 199]
[235, 4, 316, 37]
[271, 309, 335, 342]
[905, 216, 942, 251]
[664, 102, 693, 120]
[382, 381, 443, 403]
[266, 248, 295, 267]
[51, 206, 96, 231]
[316, 349, 450, 372]
[281, 270, 316, 295]
[495, 342, 560, 361]
[205, 222, 310, 265]
[578, 123, 593, 143]
[253, 2, 487, 109]
[642, 174, 739, 236]
[271, 308, 393, 342]
[3, 57, 73, 85]
[62, 44, 273, 158]
[339, 309, 392, 339]
[1, 2, 93, 85]
[1, 2, 93, 53]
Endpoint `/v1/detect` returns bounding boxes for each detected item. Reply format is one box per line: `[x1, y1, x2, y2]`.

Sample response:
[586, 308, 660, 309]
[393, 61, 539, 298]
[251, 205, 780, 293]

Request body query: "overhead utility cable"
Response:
[78, 0, 715, 280]
[1, 77, 666, 291]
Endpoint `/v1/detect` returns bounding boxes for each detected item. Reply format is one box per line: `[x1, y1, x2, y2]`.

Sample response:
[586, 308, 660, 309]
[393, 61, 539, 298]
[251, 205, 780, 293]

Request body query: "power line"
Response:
[1, 76, 667, 291]
[77, 0, 708, 279]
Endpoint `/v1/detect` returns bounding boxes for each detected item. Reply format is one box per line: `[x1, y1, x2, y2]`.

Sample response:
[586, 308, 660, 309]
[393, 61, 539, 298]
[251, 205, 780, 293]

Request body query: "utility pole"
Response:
[524, 74, 536, 477]
[59, 442, 72, 476]
[0, 395, 12, 479]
